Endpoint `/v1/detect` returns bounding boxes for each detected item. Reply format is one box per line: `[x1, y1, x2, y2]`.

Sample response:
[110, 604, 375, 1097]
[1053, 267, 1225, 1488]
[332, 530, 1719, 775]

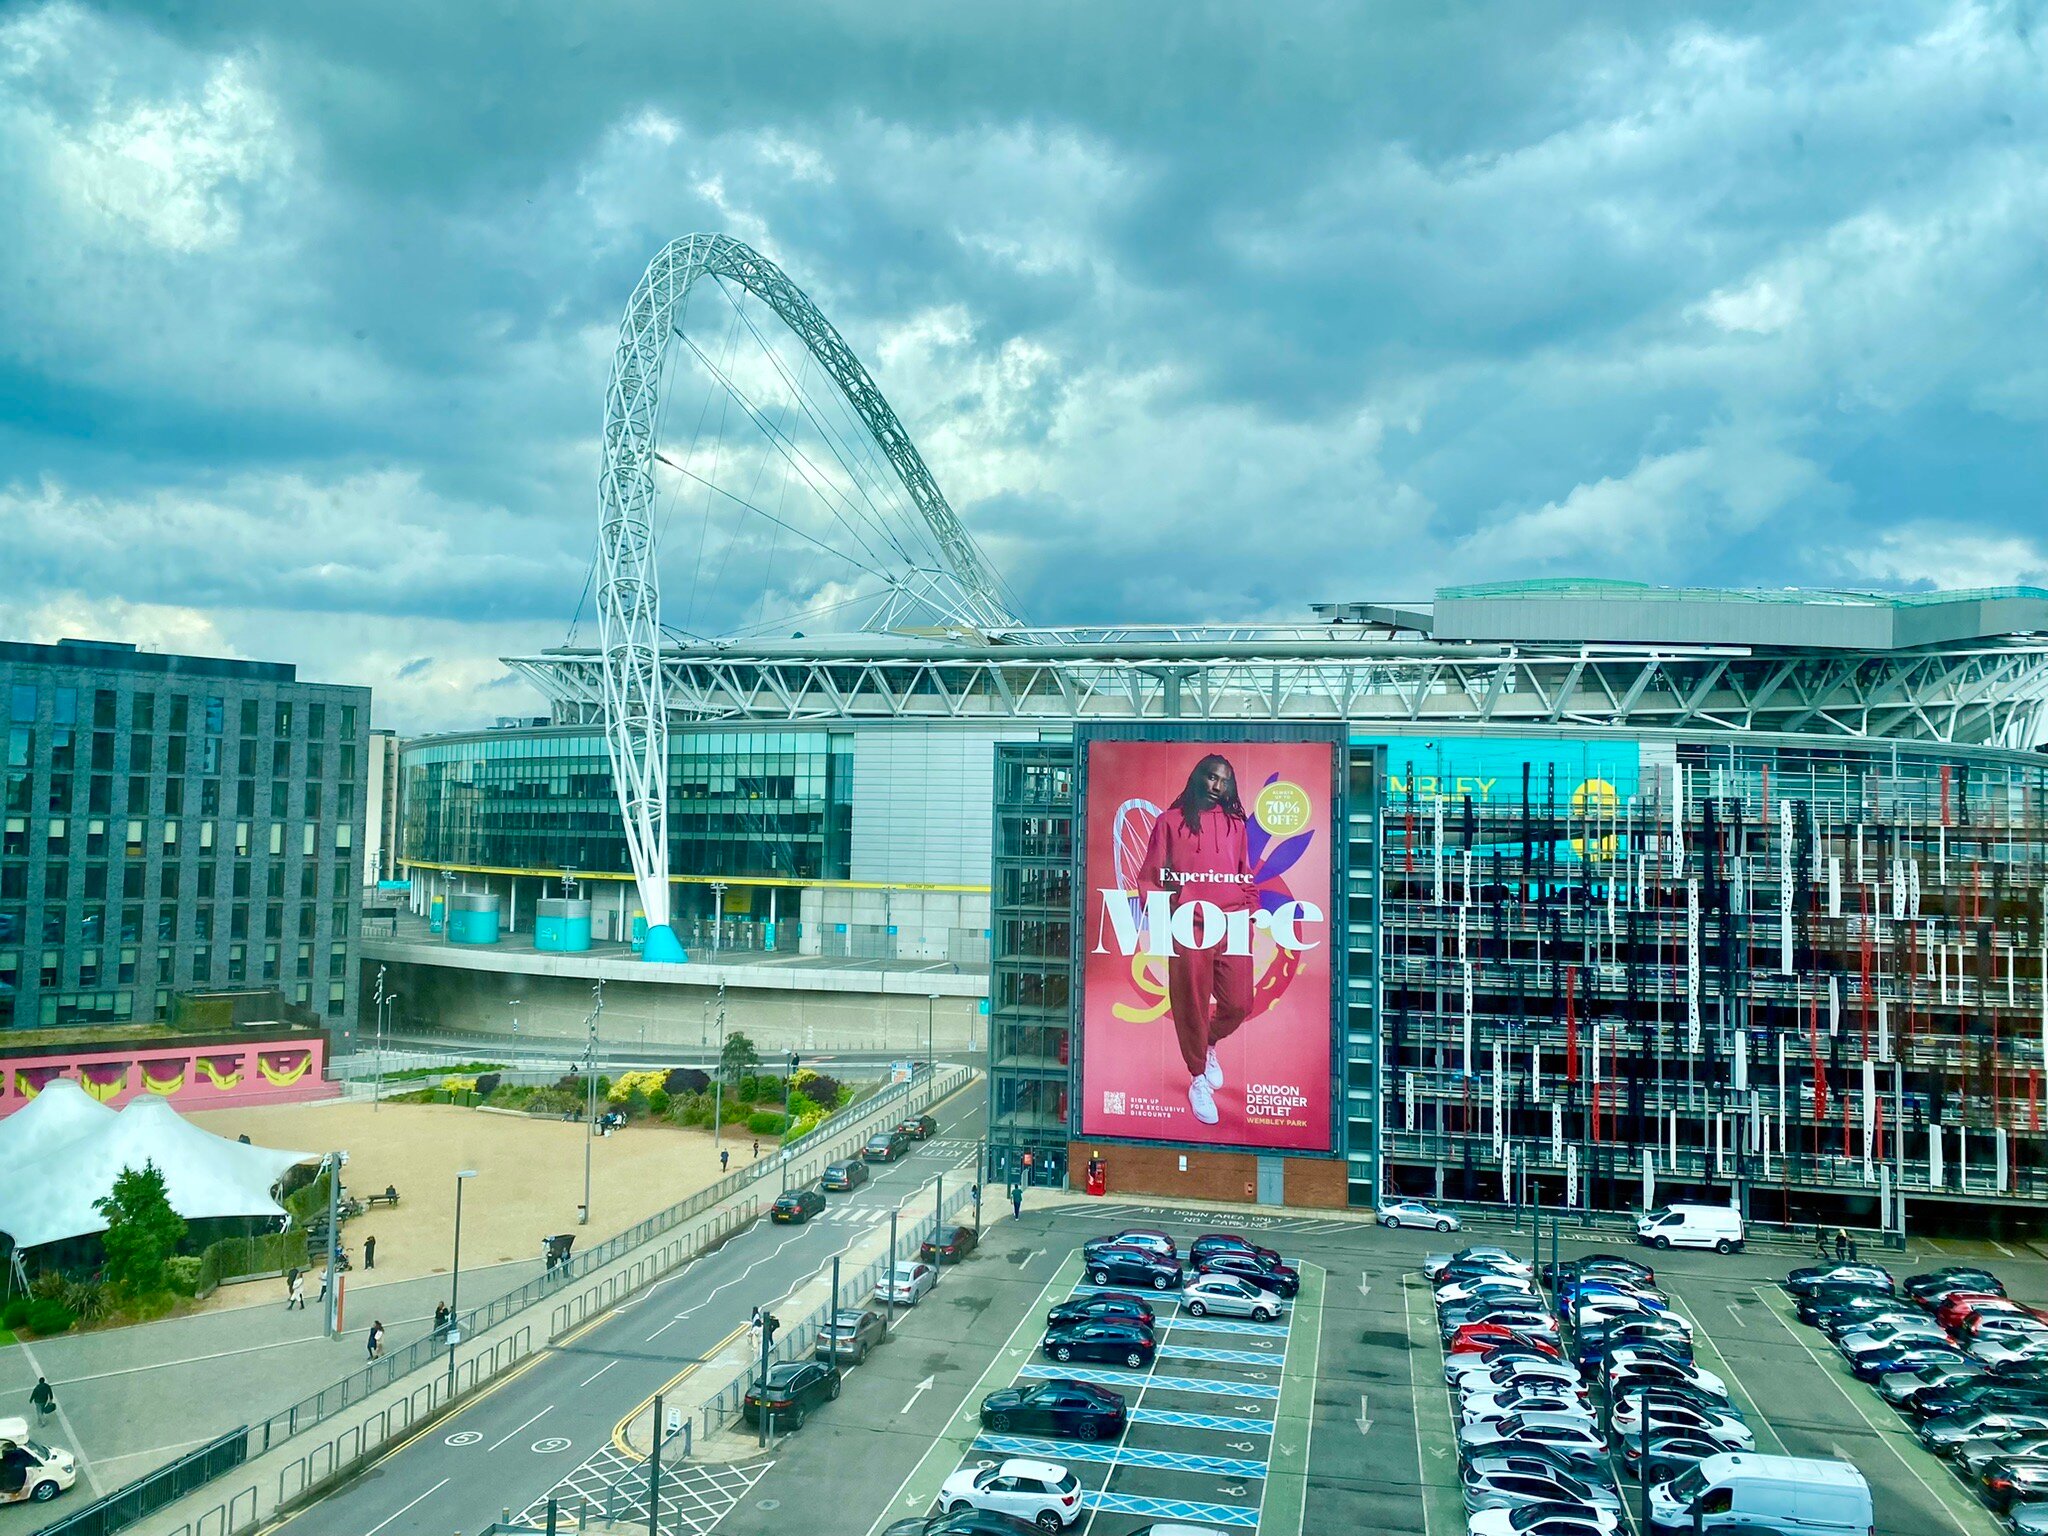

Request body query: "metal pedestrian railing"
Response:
[32, 1432, 248, 1536]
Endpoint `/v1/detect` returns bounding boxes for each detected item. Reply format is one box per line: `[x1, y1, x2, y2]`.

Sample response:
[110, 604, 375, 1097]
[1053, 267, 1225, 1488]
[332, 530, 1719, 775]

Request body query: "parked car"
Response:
[1879, 1361, 1986, 1407]
[1380, 1196, 1460, 1231]
[1451, 1325, 1563, 1359]
[1634, 1204, 1745, 1254]
[881, 1515, 1041, 1536]
[1959, 1431, 2048, 1476]
[1198, 1250, 1300, 1298]
[1935, 1292, 2017, 1331]
[1542, 1254, 1654, 1288]
[1181, 1273, 1282, 1321]
[1904, 1267, 2003, 1305]
[1462, 1386, 1596, 1427]
[877, 1261, 938, 1306]
[1448, 1343, 1578, 1385]
[814, 1308, 887, 1364]
[1426, 1248, 1533, 1281]
[1804, 1291, 1916, 1333]
[1047, 1293, 1154, 1330]
[1980, 1458, 2048, 1512]
[922, 1225, 979, 1265]
[979, 1380, 1127, 1440]
[937, 1458, 1083, 1531]
[1466, 1500, 1618, 1536]
[820, 1160, 870, 1192]
[1910, 1379, 2048, 1420]
[1093, 1229, 1177, 1261]
[898, 1113, 939, 1140]
[1444, 1307, 1558, 1345]
[1920, 1407, 2048, 1454]
[1608, 1357, 1728, 1400]
[1458, 1359, 1587, 1399]
[741, 1358, 841, 1430]
[1837, 1317, 1947, 1357]
[864, 1129, 912, 1162]
[1083, 1246, 1183, 1291]
[1619, 1432, 1726, 1485]
[1608, 1397, 1751, 1450]
[0, 1418, 75, 1505]
[1457, 1413, 1609, 1470]
[1784, 1263, 1893, 1298]
[1463, 1459, 1622, 1517]
[1042, 1319, 1156, 1370]
[1849, 1341, 1971, 1381]
[1189, 1233, 1282, 1267]
[771, 1188, 825, 1223]
[1968, 1335, 2048, 1370]
[1439, 1276, 1542, 1307]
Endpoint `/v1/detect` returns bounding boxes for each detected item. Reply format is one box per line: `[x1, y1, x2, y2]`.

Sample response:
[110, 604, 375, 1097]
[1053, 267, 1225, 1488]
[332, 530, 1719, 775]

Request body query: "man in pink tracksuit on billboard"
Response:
[1136, 754, 1254, 1125]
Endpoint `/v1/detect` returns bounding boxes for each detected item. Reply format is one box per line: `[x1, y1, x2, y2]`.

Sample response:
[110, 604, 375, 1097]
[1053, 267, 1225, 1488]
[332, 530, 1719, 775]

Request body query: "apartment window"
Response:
[134, 694, 155, 731]
[78, 949, 99, 987]
[298, 907, 314, 938]
[88, 775, 110, 813]
[339, 783, 357, 817]
[5, 774, 27, 814]
[200, 738, 219, 775]
[326, 981, 345, 1016]
[302, 824, 316, 856]
[167, 737, 185, 775]
[294, 982, 310, 1005]
[339, 744, 357, 782]
[308, 744, 325, 780]
[227, 944, 245, 982]
[82, 864, 106, 900]
[41, 908, 61, 943]
[169, 696, 188, 732]
[46, 817, 65, 856]
[118, 946, 136, 984]
[296, 941, 312, 978]
[191, 948, 210, 982]
[53, 688, 76, 725]
[127, 774, 148, 808]
[40, 950, 59, 987]
[236, 780, 255, 816]
[50, 729, 73, 772]
[2, 817, 23, 856]
[199, 821, 215, 851]
[261, 941, 278, 979]
[154, 987, 170, 1017]
[276, 702, 294, 736]
[309, 703, 326, 737]
[235, 821, 250, 856]
[336, 824, 353, 850]
[93, 690, 116, 729]
[120, 905, 140, 941]
[158, 866, 177, 900]
[331, 866, 349, 898]
[340, 705, 358, 736]
[300, 864, 316, 899]
[163, 820, 178, 848]
[266, 901, 282, 938]
[328, 944, 347, 978]
[269, 824, 283, 856]
[41, 863, 66, 901]
[193, 906, 212, 942]
[163, 779, 182, 815]
[204, 697, 224, 735]
[91, 733, 113, 771]
[7, 729, 30, 770]
[240, 699, 258, 735]
[270, 781, 289, 816]
[126, 819, 144, 855]
[200, 779, 220, 816]
[230, 905, 248, 940]
[271, 741, 290, 777]
[0, 867, 24, 901]
[233, 865, 250, 898]
[9, 685, 35, 722]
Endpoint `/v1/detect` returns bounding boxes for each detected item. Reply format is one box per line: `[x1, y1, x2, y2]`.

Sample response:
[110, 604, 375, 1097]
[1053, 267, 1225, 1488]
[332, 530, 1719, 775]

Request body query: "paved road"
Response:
[260, 1078, 988, 1536]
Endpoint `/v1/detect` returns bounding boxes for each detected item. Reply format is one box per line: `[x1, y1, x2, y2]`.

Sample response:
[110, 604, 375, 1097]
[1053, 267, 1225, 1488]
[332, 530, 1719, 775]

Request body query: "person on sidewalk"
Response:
[433, 1301, 451, 1338]
[286, 1272, 306, 1310]
[752, 1139, 760, 1160]
[29, 1377, 55, 1423]
[1010, 1183, 1023, 1220]
[720, 1148, 729, 1173]
[747, 1306, 763, 1356]
[363, 1235, 376, 1271]
[366, 1321, 384, 1361]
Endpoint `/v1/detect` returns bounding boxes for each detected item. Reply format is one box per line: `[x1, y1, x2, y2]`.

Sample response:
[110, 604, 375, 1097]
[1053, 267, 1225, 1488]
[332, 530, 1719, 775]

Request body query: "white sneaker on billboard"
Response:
[1204, 1049, 1224, 1088]
[1188, 1076, 1219, 1124]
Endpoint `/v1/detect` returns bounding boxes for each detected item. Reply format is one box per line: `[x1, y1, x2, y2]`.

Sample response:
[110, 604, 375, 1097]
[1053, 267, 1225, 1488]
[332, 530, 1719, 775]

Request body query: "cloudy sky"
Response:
[3, 1, 2044, 732]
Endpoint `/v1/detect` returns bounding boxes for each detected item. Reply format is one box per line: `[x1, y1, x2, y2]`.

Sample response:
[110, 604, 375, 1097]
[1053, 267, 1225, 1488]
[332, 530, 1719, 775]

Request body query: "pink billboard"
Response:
[1079, 736, 1337, 1153]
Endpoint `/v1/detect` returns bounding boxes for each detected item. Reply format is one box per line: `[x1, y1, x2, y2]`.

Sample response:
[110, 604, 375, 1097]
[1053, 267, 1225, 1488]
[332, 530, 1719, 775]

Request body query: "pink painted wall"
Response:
[0, 1033, 339, 1117]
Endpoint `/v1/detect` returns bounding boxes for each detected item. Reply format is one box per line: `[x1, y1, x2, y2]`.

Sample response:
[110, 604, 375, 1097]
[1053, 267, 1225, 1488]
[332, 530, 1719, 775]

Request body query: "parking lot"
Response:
[684, 1202, 2043, 1536]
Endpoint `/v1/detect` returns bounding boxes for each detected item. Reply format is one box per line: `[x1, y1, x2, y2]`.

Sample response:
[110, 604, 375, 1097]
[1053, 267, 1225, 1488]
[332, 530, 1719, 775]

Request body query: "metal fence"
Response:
[33, 1431, 248, 1536]
[699, 1177, 978, 1442]
[125, 1063, 966, 1536]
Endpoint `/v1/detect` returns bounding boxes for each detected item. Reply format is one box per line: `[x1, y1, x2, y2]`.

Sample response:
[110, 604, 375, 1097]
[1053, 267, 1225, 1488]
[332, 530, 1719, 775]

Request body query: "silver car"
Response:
[1180, 1273, 1281, 1321]
[1462, 1457, 1622, 1517]
[1458, 1413, 1608, 1469]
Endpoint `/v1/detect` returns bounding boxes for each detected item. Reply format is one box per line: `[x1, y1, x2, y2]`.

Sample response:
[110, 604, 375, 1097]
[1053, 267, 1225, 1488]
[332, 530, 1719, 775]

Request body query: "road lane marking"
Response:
[363, 1476, 449, 1536]
[579, 1360, 617, 1387]
[487, 1405, 552, 1452]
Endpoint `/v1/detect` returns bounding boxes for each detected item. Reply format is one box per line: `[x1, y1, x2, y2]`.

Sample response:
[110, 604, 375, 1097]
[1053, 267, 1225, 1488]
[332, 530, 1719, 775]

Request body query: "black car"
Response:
[898, 1113, 939, 1140]
[1083, 1245, 1183, 1291]
[742, 1358, 841, 1429]
[1850, 1342, 1972, 1381]
[979, 1379, 1127, 1440]
[1800, 1286, 1900, 1326]
[1983, 1458, 2048, 1511]
[1783, 1263, 1893, 1297]
[881, 1512, 1041, 1536]
[1915, 1381, 2048, 1420]
[1043, 1319, 1157, 1369]
[1049, 1292, 1155, 1330]
[1610, 1379, 1732, 1415]
[1196, 1250, 1299, 1298]
[1191, 1233, 1282, 1268]
[864, 1129, 912, 1162]
[921, 1225, 979, 1265]
[820, 1160, 870, 1192]
[1905, 1267, 2004, 1303]
[1542, 1254, 1655, 1287]
[771, 1188, 826, 1223]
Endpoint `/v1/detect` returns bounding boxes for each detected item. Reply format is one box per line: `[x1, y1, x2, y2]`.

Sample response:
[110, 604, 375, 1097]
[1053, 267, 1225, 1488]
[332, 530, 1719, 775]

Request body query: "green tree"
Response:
[720, 1031, 760, 1079]
[94, 1160, 187, 1300]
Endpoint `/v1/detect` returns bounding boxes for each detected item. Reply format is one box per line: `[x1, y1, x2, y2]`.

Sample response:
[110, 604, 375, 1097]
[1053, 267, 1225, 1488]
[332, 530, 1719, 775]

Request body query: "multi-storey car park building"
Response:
[0, 639, 371, 1036]
[396, 580, 2048, 1228]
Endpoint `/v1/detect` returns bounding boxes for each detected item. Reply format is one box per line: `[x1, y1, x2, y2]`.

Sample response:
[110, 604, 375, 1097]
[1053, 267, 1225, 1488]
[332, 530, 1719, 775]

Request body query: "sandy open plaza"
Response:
[180, 1098, 760, 1310]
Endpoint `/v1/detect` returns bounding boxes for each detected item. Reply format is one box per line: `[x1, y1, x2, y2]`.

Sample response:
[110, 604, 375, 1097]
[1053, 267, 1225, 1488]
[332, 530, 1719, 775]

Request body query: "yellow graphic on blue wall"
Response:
[1353, 735, 1640, 866]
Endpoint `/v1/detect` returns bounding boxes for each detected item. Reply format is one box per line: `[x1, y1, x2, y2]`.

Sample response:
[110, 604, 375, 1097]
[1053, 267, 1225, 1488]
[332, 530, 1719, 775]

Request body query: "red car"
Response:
[1449, 1324, 1561, 1358]
[1937, 1293, 2015, 1331]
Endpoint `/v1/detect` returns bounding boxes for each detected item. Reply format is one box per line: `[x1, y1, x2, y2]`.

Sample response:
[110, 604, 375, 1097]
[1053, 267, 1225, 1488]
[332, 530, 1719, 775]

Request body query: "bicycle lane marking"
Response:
[1750, 1284, 2000, 1536]
[1263, 1258, 1322, 1536]
[860, 1249, 1085, 1536]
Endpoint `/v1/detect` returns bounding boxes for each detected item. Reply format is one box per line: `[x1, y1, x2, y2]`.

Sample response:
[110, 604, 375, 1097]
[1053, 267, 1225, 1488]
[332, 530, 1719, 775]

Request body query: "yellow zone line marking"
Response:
[611, 1324, 747, 1456]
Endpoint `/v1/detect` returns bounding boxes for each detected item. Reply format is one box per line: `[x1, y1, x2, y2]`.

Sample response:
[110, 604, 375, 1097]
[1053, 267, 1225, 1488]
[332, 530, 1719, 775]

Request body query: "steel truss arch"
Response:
[595, 234, 1015, 955]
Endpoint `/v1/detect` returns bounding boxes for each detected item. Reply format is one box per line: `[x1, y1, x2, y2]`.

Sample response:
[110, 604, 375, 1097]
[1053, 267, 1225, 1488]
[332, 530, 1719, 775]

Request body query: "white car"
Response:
[1426, 1248, 1534, 1281]
[1607, 1397, 1751, 1448]
[1452, 1359, 1586, 1395]
[1838, 1318, 1946, 1357]
[1468, 1504, 1619, 1536]
[1463, 1388, 1596, 1427]
[1606, 1360, 1727, 1400]
[1440, 1278, 1542, 1307]
[938, 1458, 1084, 1530]
[1458, 1414, 1608, 1468]
[1181, 1273, 1281, 1321]
[1972, 1334, 2048, 1368]
[876, 1261, 937, 1306]
[1380, 1197, 1461, 1231]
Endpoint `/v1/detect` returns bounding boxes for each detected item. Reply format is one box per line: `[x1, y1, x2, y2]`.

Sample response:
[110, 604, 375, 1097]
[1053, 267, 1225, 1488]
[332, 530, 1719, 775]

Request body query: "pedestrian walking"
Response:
[317, 1267, 330, 1303]
[287, 1272, 306, 1310]
[366, 1321, 385, 1361]
[433, 1301, 451, 1338]
[1010, 1183, 1023, 1220]
[363, 1234, 376, 1271]
[1834, 1227, 1849, 1262]
[720, 1148, 730, 1173]
[29, 1377, 55, 1424]
[747, 1306, 763, 1356]
[752, 1139, 760, 1160]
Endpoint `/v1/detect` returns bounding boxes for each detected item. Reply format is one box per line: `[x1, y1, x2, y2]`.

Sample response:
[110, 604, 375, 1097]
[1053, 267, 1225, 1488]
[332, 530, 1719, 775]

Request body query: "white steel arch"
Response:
[595, 234, 1016, 959]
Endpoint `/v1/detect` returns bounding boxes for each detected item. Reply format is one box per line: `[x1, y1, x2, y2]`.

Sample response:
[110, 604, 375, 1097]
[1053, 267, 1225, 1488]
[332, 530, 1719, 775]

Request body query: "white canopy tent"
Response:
[0, 1093, 316, 1252]
[0, 1079, 116, 1188]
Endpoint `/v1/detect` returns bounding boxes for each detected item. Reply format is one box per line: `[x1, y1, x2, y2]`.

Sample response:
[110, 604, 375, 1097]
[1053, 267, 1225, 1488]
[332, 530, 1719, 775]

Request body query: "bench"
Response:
[366, 1191, 401, 1210]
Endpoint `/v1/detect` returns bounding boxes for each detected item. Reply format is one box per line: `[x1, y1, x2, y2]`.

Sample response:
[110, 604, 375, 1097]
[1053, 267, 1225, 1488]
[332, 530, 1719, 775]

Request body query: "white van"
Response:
[1636, 1203, 1745, 1254]
[1647, 1452, 1872, 1536]
[0, 1417, 77, 1506]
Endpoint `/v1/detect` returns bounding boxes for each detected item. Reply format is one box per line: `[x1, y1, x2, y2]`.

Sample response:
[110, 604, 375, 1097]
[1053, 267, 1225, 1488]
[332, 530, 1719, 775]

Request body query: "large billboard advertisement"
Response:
[1078, 735, 1339, 1153]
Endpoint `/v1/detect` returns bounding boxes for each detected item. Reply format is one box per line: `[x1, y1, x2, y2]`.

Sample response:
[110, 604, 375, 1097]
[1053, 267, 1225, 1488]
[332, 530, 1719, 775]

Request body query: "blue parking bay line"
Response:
[1160, 1343, 1284, 1365]
[974, 1434, 1268, 1481]
[1165, 1316, 1289, 1338]
[1084, 1491, 1261, 1528]
[1019, 1364, 1282, 1398]
[1131, 1407, 1274, 1435]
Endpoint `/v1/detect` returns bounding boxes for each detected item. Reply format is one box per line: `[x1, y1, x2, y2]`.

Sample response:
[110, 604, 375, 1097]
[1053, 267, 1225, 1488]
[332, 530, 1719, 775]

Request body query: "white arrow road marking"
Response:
[1360, 1272, 1373, 1299]
[901, 1375, 936, 1415]
[1727, 1303, 1748, 1328]
[1356, 1392, 1374, 1436]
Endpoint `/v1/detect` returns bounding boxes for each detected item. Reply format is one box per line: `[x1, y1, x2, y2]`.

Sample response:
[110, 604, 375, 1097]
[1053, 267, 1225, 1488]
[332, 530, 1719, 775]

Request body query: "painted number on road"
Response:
[532, 1437, 572, 1454]
[445, 1431, 482, 1446]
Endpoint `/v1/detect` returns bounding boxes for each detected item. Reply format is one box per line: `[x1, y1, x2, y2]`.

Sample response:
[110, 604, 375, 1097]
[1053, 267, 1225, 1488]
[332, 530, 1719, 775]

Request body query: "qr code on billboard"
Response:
[1101, 1091, 1126, 1115]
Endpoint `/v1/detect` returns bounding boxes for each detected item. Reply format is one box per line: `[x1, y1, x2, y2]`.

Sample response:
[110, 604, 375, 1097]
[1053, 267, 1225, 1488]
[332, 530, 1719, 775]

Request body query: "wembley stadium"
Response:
[379, 234, 2048, 1230]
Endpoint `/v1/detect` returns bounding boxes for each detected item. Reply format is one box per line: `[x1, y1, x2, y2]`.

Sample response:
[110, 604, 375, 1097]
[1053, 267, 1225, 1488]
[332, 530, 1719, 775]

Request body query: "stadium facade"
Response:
[398, 579, 2048, 1228]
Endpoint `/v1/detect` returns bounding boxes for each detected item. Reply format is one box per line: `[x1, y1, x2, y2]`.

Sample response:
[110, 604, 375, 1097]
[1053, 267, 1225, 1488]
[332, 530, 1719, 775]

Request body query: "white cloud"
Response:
[1840, 526, 2048, 591]
[1692, 276, 1801, 336]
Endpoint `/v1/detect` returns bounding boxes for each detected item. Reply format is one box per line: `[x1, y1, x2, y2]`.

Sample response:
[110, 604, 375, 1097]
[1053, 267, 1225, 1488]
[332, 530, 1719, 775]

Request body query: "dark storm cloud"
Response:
[4, 0, 2046, 726]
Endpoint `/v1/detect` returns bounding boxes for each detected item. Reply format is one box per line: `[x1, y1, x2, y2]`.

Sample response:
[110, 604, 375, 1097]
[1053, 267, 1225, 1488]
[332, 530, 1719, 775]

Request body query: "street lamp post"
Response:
[711, 989, 727, 1150]
[925, 995, 937, 1106]
[509, 996, 521, 1044]
[582, 981, 604, 1225]
[780, 1051, 797, 1192]
[447, 1169, 477, 1393]
[372, 966, 388, 1114]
